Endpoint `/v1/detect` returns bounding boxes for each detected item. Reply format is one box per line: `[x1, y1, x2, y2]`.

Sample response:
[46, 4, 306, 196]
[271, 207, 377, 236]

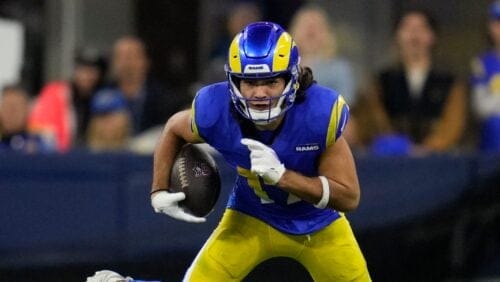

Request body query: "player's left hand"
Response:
[241, 138, 285, 185]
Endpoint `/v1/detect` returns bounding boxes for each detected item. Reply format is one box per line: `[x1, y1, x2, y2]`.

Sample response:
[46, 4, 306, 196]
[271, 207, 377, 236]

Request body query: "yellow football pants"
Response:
[183, 209, 371, 281]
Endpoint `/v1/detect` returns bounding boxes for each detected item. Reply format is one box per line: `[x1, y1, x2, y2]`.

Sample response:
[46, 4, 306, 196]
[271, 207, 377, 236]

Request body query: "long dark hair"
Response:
[295, 66, 315, 102]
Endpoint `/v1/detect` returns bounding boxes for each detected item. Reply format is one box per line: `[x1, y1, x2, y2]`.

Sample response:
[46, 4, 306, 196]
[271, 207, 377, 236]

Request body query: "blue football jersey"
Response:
[191, 82, 349, 235]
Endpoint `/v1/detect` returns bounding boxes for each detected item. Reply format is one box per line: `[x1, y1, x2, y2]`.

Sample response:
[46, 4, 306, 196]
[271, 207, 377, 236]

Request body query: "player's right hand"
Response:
[151, 190, 206, 223]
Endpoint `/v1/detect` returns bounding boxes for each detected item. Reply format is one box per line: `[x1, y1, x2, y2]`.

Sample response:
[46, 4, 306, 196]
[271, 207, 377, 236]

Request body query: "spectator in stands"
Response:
[86, 88, 131, 152]
[362, 7, 466, 155]
[470, 0, 500, 152]
[72, 49, 108, 145]
[0, 84, 53, 153]
[28, 48, 107, 152]
[289, 5, 357, 105]
[108, 36, 190, 136]
[199, 1, 263, 84]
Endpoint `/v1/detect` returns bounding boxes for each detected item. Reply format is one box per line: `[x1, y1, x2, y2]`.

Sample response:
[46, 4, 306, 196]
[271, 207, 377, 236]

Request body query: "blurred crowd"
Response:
[1, 1, 500, 156]
[1, 35, 191, 154]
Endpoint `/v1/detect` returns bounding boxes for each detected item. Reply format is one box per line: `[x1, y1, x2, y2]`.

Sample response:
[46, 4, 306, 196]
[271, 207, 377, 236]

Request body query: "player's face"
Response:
[396, 13, 435, 56]
[239, 77, 286, 110]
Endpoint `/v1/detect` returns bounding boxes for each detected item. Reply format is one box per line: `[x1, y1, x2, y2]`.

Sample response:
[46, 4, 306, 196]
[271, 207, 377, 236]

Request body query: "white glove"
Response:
[151, 191, 206, 223]
[241, 138, 286, 185]
[86, 270, 133, 282]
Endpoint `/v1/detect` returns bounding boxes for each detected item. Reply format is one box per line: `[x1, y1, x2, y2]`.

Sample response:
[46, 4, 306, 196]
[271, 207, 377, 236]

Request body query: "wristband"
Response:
[314, 176, 330, 209]
[150, 188, 169, 195]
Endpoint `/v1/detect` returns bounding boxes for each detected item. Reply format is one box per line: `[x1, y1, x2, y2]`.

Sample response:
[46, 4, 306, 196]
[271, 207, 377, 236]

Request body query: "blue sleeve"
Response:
[190, 83, 228, 144]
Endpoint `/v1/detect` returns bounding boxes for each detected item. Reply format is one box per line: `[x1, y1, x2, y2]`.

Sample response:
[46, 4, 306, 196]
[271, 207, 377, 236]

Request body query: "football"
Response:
[169, 144, 221, 217]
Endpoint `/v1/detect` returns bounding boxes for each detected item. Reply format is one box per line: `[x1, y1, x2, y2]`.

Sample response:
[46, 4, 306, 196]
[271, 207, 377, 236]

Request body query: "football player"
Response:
[151, 21, 371, 281]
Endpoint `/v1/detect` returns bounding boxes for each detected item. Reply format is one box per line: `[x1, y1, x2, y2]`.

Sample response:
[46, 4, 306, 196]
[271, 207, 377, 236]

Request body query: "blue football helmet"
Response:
[225, 21, 300, 124]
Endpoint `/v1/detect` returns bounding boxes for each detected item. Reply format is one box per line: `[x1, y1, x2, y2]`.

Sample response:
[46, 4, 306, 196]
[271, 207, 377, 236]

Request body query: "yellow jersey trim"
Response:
[326, 95, 346, 147]
[190, 99, 204, 142]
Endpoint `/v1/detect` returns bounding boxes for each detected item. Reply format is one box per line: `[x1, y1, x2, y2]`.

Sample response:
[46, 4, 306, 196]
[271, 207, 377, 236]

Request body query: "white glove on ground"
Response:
[241, 138, 286, 185]
[86, 270, 133, 282]
[151, 191, 206, 223]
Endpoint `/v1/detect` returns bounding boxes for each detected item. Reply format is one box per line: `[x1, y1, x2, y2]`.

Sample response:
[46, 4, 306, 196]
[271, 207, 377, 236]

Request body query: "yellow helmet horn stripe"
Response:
[228, 34, 242, 73]
[272, 32, 293, 72]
